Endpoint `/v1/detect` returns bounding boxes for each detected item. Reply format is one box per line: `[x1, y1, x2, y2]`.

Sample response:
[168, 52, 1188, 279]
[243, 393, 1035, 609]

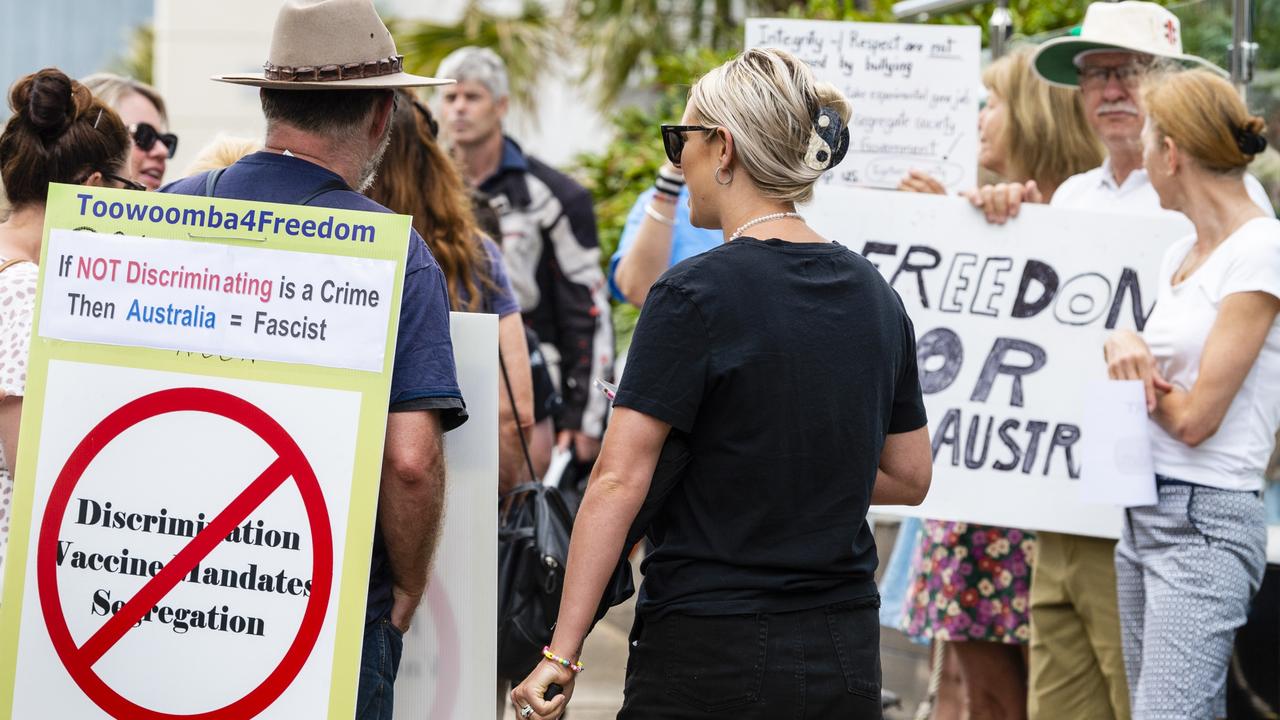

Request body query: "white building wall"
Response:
[154, 0, 611, 181]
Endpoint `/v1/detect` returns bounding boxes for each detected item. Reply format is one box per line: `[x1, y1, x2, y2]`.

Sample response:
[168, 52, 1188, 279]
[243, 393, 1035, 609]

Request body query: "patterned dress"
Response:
[0, 259, 37, 590]
[900, 521, 1036, 644]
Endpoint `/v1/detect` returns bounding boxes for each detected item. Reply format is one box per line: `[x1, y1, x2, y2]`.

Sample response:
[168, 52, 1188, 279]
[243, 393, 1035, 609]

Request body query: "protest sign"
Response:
[393, 313, 498, 720]
[746, 18, 980, 192]
[1080, 381, 1157, 508]
[0, 184, 407, 719]
[807, 187, 1187, 538]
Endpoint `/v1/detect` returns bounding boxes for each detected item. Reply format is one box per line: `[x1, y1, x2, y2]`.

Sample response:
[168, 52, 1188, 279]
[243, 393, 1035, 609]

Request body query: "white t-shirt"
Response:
[1142, 218, 1280, 491]
[1051, 157, 1275, 217]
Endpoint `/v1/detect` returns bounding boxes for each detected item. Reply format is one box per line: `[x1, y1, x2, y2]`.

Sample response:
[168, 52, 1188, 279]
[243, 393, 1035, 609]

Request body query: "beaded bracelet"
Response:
[542, 646, 585, 672]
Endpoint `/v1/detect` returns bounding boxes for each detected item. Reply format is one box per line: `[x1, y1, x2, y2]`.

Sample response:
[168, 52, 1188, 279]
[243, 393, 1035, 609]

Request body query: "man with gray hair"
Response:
[439, 46, 614, 469]
[164, 2, 465, 718]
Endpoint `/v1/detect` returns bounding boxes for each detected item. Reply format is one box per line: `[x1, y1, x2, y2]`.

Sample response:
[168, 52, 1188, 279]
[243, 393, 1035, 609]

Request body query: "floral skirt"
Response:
[899, 521, 1036, 645]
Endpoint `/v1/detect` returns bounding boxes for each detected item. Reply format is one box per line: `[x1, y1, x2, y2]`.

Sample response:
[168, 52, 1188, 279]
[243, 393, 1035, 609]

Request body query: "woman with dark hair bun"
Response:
[0, 67, 134, 581]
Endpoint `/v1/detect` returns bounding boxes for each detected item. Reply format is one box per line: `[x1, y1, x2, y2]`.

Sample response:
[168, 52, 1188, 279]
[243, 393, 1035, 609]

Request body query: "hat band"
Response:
[263, 54, 405, 83]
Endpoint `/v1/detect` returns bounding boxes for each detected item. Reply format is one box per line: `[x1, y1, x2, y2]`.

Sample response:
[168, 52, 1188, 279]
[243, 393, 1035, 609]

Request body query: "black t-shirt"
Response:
[615, 237, 927, 618]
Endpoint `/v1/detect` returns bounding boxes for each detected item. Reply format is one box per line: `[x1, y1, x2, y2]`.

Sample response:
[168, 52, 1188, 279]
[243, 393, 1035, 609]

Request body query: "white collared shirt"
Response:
[1050, 156, 1275, 218]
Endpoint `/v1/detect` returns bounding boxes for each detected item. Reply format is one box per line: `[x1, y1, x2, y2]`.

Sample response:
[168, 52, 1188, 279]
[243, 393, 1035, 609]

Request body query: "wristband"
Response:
[542, 646, 585, 673]
[654, 176, 684, 198]
[643, 203, 676, 227]
[650, 191, 677, 204]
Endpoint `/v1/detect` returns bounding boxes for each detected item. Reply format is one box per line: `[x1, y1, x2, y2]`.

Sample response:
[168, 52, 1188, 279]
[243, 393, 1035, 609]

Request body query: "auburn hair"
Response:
[1, 68, 130, 208]
[368, 90, 494, 311]
[1143, 69, 1267, 174]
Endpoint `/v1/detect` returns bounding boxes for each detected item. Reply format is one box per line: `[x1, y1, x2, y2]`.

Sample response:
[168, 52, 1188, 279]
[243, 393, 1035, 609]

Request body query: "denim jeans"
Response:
[355, 616, 404, 720]
[618, 597, 883, 719]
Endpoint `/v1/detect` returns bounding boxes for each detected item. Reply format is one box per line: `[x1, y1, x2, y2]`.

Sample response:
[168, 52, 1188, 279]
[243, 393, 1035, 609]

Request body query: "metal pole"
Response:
[1231, 0, 1257, 97]
[989, 0, 1012, 59]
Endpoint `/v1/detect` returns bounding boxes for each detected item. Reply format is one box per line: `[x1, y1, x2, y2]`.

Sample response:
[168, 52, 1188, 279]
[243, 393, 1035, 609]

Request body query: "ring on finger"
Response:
[520, 705, 534, 719]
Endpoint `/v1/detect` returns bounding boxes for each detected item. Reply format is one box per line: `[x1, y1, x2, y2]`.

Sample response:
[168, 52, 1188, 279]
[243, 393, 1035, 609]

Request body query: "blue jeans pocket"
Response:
[662, 614, 768, 712]
[827, 601, 882, 700]
[385, 620, 404, 682]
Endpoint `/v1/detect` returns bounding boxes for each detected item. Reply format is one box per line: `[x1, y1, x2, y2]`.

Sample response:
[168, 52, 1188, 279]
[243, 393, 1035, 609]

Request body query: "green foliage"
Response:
[109, 24, 154, 85]
[393, 1, 559, 112]
[569, 47, 734, 350]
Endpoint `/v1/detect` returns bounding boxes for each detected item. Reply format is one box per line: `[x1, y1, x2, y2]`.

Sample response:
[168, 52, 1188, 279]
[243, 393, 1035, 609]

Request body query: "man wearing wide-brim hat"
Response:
[967, 4, 1275, 720]
[965, 0, 1270, 225]
[164, 2, 466, 719]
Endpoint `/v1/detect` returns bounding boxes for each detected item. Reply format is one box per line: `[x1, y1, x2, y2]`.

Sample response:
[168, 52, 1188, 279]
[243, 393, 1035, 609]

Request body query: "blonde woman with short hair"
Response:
[183, 135, 262, 177]
[1104, 69, 1280, 718]
[511, 48, 933, 720]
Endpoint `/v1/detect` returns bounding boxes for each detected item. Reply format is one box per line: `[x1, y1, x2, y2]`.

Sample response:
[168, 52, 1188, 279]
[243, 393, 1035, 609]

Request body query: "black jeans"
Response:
[618, 597, 883, 719]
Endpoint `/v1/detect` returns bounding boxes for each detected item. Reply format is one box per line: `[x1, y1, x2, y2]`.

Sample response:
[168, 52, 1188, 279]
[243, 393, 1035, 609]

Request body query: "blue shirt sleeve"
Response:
[609, 187, 722, 307]
[480, 236, 521, 318]
[608, 188, 656, 304]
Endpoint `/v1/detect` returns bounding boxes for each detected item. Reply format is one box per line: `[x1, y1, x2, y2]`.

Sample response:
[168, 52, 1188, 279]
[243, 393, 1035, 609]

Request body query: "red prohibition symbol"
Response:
[36, 387, 333, 720]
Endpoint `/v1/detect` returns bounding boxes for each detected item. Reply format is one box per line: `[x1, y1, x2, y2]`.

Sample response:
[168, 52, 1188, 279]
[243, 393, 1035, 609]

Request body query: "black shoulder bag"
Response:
[495, 353, 644, 679]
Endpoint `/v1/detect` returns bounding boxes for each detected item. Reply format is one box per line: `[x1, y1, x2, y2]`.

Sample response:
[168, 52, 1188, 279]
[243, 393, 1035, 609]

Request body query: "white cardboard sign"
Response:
[806, 187, 1187, 538]
[40, 230, 397, 372]
[393, 313, 499, 720]
[746, 18, 981, 192]
[9, 362, 360, 718]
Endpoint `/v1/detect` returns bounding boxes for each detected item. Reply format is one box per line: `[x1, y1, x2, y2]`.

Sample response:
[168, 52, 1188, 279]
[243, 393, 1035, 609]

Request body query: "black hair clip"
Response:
[1234, 125, 1268, 156]
[803, 106, 850, 172]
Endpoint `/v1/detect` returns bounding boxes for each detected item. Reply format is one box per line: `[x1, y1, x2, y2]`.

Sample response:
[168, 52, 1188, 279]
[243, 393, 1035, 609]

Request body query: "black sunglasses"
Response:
[660, 124, 716, 166]
[131, 122, 178, 158]
[102, 172, 146, 192]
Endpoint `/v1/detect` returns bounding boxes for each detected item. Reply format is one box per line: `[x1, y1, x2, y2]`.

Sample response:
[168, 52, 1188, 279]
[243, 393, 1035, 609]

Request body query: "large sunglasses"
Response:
[660, 124, 716, 166]
[130, 122, 178, 158]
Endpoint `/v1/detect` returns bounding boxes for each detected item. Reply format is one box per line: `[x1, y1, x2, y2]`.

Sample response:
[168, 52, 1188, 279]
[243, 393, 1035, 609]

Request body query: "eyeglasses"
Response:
[130, 122, 178, 158]
[102, 172, 146, 192]
[660, 125, 716, 166]
[1077, 64, 1147, 91]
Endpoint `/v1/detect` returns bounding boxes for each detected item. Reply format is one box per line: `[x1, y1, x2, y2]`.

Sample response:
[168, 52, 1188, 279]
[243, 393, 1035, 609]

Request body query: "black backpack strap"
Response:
[202, 166, 347, 206]
[296, 180, 350, 206]
[202, 167, 226, 197]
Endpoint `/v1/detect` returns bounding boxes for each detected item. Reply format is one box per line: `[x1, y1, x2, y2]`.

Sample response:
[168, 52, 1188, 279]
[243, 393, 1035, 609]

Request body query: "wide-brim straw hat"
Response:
[1032, 1, 1226, 88]
[213, 0, 451, 90]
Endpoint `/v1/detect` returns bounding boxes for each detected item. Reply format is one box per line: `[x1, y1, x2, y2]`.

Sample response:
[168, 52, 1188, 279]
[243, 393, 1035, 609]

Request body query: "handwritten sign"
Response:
[806, 187, 1187, 538]
[746, 18, 980, 192]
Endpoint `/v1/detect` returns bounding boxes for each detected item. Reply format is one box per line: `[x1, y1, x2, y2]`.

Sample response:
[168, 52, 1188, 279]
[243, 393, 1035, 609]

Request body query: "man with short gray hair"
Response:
[439, 46, 614, 467]
[164, 2, 465, 718]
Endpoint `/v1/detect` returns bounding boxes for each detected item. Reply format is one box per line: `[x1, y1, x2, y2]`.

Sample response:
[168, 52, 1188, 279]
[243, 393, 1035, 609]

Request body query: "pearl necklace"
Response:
[729, 212, 804, 241]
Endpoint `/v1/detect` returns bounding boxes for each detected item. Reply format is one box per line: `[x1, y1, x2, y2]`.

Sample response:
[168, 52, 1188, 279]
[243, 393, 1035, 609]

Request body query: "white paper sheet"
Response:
[1080, 380, 1157, 507]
